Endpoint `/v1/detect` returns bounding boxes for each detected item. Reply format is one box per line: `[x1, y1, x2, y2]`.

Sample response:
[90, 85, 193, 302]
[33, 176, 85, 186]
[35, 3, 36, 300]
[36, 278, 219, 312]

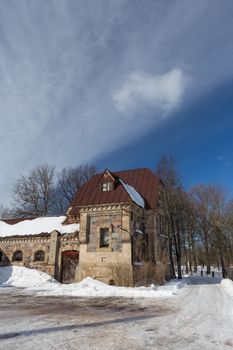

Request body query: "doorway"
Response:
[61, 250, 79, 284]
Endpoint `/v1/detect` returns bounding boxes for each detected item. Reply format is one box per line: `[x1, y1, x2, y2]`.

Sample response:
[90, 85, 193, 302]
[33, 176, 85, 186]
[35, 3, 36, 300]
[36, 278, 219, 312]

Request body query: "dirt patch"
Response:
[0, 290, 174, 321]
[0, 289, 177, 348]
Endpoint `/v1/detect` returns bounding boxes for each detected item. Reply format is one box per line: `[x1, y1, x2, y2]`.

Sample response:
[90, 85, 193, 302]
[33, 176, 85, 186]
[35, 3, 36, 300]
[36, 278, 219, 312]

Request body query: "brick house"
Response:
[0, 168, 169, 286]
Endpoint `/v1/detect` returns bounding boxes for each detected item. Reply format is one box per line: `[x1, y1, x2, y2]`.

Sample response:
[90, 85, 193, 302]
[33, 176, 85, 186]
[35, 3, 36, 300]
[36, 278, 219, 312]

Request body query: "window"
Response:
[12, 250, 23, 262]
[102, 182, 113, 191]
[34, 250, 45, 262]
[100, 228, 110, 248]
[0, 251, 3, 262]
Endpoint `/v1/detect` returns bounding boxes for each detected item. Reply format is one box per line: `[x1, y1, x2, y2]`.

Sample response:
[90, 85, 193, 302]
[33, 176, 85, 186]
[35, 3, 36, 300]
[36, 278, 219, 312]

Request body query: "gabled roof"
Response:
[68, 168, 161, 216]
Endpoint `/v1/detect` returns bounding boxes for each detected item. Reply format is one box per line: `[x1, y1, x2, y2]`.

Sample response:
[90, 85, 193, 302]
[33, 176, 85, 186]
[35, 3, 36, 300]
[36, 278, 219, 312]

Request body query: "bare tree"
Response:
[189, 184, 231, 277]
[189, 185, 218, 274]
[57, 165, 94, 203]
[179, 192, 198, 274]
[55, 165, 97, 213]
[9, 164, 97, 217]
[0, 205, 11, 219]
[223, 202, 233, 278]
[12, 164, 56, 217]
[156, 156, 183, 279]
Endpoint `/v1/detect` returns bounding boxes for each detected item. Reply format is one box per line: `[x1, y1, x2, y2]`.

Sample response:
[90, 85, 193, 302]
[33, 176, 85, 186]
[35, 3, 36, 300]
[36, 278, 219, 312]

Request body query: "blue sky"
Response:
[98, 78, 233, 193]
[0, 1, 233, 205]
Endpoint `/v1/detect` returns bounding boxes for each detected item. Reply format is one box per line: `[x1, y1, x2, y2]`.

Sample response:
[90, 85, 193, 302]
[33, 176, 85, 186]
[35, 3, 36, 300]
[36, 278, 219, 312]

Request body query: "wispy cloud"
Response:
[0, 0, 233, 204]
[113, 68, 187, 113]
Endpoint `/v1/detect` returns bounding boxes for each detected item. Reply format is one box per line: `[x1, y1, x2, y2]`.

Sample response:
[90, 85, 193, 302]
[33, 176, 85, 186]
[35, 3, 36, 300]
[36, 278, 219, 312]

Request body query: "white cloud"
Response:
[112, 68, 187, 113]
[0, 1, 233, 205]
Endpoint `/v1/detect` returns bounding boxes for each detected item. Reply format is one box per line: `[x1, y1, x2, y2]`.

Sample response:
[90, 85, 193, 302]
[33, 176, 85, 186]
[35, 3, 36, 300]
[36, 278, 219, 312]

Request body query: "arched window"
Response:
[34, 250, 45, 262]
[12, 250, 23, 262]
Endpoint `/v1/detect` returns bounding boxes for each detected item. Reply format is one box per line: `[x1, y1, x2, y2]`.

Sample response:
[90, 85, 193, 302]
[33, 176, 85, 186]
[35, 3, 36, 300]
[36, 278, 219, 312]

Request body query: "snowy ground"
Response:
[0, 266, 186, 298]
[0, 267, 233, 349]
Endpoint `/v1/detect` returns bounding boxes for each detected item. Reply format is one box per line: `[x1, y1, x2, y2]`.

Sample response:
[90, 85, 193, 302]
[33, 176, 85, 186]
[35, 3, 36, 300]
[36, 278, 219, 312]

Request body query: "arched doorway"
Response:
[61, 251, 79, 284]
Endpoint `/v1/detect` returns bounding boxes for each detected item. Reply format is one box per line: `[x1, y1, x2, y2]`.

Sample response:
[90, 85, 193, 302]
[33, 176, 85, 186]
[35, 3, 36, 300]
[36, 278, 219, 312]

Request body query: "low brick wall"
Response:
[0, 231, 80, 281]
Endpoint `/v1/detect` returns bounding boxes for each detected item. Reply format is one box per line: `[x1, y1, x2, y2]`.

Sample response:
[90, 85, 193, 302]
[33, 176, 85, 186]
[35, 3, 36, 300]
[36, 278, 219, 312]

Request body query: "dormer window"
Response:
[102, 182, 113, 191]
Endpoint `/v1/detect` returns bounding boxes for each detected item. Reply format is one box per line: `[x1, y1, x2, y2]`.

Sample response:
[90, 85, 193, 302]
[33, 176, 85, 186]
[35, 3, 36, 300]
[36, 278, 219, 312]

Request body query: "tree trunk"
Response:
[219, 248, 227, 278]
[177, 253, 182, 279]
[168, 228, 176, 279]
[204, 230, 211, 274]
[174, 217, 182, 279]
[191, 232, 197, 273]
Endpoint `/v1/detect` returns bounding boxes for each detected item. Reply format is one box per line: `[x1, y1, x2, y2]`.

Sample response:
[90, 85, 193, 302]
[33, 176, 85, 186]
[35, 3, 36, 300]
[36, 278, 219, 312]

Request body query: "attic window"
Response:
[102, 182, 113, 191]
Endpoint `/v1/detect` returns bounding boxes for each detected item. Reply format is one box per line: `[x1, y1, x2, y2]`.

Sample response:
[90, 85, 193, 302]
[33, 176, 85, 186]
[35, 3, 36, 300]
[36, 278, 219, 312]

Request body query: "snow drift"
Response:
[0, 266, 57, 288]
[221, 278, 233, 297]
[0, 266, 186, 298]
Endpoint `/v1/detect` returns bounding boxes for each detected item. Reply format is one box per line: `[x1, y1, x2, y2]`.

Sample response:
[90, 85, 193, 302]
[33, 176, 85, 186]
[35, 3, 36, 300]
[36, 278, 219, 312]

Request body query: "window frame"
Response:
[102, 182, 113, 192]
[34, 250, 45, 262]
[12, 250, 23, 262]
[99, 228, 110, 248]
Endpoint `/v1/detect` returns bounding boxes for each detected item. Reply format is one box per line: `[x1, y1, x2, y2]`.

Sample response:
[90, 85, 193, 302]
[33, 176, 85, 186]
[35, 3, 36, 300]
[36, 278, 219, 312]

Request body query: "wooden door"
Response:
[61, 251, 79, 284]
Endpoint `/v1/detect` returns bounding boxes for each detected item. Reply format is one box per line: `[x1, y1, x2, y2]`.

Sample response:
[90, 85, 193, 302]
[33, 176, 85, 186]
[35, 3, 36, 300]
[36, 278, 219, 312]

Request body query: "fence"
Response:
[180, 266, 223, 278]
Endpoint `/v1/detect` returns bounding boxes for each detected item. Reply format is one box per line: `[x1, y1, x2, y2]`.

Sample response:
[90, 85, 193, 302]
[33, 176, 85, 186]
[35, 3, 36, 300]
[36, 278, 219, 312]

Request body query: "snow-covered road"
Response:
[137, 276, 233, 349]
[0, 276, 233, 349]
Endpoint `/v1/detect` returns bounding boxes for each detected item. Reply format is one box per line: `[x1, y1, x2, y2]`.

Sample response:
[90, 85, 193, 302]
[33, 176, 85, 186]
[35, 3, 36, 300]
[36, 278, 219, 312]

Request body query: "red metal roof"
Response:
[68, 168, 161, 215]
[2, 217, 37, 225]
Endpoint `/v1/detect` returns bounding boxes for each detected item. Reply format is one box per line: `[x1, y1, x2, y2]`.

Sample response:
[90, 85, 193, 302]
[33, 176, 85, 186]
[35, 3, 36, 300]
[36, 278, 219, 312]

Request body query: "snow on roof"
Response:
[119, 179, 145, 208]
[0, 216, 79, 237]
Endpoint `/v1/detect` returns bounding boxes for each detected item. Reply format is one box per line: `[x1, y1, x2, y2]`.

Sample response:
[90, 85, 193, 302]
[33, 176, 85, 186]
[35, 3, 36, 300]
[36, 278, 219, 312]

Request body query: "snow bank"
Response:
[0, 266, 186, 298]
[119, 179, 145, 208]
[0, 216, 79, 237]
[220, 278, 233, 297]
[0, 266, 58, 288]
